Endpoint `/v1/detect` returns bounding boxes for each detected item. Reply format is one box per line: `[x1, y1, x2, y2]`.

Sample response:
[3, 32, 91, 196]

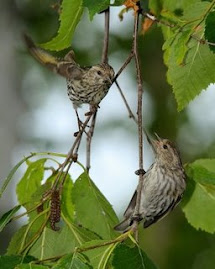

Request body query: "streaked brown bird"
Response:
[24, 35, 115, 124]
[114, 135, 186, 232]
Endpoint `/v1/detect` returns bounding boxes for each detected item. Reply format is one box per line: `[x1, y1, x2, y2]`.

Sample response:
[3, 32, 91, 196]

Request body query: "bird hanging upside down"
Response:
[114, 135, 186, 232]
[24, 34, 115, 127]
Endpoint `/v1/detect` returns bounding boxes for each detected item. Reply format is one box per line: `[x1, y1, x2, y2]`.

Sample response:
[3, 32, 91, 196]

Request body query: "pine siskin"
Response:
[114, 136, 186, 232]
[24, 35, 115, 116]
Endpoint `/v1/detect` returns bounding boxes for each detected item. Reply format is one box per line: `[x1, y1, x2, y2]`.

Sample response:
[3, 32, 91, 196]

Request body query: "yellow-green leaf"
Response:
[41, 0, 83, 51]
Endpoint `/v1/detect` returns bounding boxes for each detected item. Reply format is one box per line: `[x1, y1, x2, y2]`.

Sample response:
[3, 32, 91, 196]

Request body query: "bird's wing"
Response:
[143, 194, 182, 228]
[123, 190, 137, 218]
[123, 167, 153, 218]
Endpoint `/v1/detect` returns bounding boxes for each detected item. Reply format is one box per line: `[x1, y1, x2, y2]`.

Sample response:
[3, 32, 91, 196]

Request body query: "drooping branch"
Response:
[115, 80, 138, 124]
[86, 109, 97, 172]
[102, 7, 110, 64]
[52, 112, 94, 190]
[142, 12, 215, 47]
[85, 8, 111, 173]
[131, 7, 145, 241]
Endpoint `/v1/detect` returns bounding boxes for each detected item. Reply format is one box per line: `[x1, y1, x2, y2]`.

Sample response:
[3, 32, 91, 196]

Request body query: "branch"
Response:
[131, 7, 144, 242]
[52, 113, 94, 190]
[102, 8, 110, 63]
[115, 80, 138, 124]
[143, 12, 215, 47]
[86, 110, 97, 173]
[113, 53, 134, 83]
[85, 8, 110, 173]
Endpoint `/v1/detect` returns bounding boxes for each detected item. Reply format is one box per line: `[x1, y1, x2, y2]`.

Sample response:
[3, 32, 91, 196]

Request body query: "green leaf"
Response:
[80, 239, 118, 268]
[41, 0, 83, 51]
[111, 244, 158, 269]
[29, 225, 80, 259]
[0, 205, 21, 232]
[0, 255, 35, 269]
[183, 159, 215, 233]
[16, 265, 48, 269]
[63, 215, 100, 244]
[148, 0, 162, 15]
[16, 159, 46, 208]
[166, 35, 215, 111]
[0, 154, 34, 198]
[52, 253, 92, 269]
[161, 1, 215, 110]
[174, 29, 192, 65]
[205, 11, 215, 53]
[7, 212, 48, 255]
[112, 0, 124, 6]
[83, 0, 110, 20]
[72, 172, 118, 239]
[61, 174, 74, 223]
[7, 226, 28, 255]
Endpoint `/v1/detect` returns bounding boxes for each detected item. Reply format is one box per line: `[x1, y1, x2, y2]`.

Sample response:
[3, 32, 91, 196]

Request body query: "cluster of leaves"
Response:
[0, 156, 157, 268]
[40, 0, 215, 111]
[149, 0, 215, 111]
[1, 156, 215, 268]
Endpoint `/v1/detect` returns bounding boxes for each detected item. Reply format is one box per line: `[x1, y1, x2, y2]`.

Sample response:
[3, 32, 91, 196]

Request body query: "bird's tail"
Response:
[23, 34, 58, 71]
[114, 217, 131, 232]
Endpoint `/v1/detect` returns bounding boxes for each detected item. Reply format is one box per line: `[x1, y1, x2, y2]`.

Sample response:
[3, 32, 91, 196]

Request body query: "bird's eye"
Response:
[163, 144, 168, 149]
[97, 70, 102, 75]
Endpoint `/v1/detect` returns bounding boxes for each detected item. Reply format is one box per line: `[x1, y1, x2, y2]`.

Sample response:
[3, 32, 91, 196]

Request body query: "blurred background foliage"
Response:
[1, 0, 215, 268]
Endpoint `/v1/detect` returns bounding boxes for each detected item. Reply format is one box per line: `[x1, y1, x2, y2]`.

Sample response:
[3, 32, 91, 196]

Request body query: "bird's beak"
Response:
[154, 132, 162, 141]
[105, 77, 113, 85]
[147, 132, 162, 152]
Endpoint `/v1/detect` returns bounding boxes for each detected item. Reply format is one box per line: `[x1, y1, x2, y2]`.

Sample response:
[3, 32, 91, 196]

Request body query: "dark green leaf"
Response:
[63, 216, 100, 243]
[72, 172, 118, 239]
[7, 213, 48, 255]
[61, 174, 74, 223]
[7, 226, 28, 255]
[111, 0, 124, 6]
[16, 265, 48, 269]
[0, 205, 21, 232]
[83, 0, 110, 20]
[52, 253, 92, 269]
[16, 159, 46, 208]
[148, 0, 162, 15]
[111, 244, 158, 269]
[29, 226, 80, 259]
[41, 0, 83, 51]
[0, 255, 35, 269]
[205, 11, 215, 53]
[183, 159, 215, 233]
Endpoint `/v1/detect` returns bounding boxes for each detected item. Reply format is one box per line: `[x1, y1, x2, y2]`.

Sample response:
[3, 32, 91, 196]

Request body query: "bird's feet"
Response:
[130, 214, 143, 225]
[85, 105, 99, 116]
[135, 169, 146, 175]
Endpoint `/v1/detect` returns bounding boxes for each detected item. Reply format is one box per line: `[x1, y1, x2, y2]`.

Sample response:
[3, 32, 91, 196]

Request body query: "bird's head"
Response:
[90, 63, 115, 87]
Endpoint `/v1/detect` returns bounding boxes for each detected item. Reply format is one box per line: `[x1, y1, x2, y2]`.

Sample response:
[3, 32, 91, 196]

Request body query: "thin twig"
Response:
[84, 7, 110, 173]
[113, 53, 134, 83]
[142, 11, 215, 46]
[102, 8, 110, 64]
[86, 110, 97, 173]
[115, 80, 138, 124]
[132, 7, 144, 242]
[115, 80, 151, 148]
[52, 113, 94, 190]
